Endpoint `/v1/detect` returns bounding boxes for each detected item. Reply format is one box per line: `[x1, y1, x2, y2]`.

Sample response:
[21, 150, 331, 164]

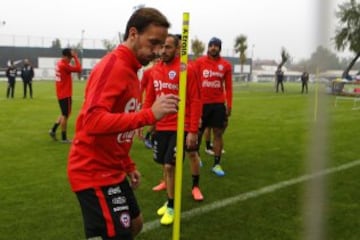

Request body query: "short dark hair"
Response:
[123, 7, 170, 41]
[167, 34, 180, 47]
[62, 48, 72, 58]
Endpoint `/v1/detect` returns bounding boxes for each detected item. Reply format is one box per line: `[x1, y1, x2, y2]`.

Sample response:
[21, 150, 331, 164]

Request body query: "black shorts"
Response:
[201, 103, 227, 130]
[76, 179, 140, 240]
[58, 97, 72, 117]
[153, 131, 197, 165]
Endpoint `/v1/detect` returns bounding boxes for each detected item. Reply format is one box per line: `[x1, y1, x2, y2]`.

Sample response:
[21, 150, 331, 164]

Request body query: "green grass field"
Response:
[0, 80, 359, 240]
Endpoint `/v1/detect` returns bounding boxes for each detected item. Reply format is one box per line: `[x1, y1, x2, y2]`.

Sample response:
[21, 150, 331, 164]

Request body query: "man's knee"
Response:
[131, 214, 143, 237]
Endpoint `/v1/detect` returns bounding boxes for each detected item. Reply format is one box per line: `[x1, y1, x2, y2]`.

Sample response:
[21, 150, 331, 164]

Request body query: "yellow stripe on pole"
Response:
[172, 12, 190, 240]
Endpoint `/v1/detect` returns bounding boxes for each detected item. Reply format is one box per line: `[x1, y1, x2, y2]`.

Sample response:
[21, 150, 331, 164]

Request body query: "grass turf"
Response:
[0, 80, 359, 239]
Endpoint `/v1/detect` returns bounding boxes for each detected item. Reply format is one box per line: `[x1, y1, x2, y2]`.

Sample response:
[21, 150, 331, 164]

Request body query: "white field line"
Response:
[142, 159, 360, 233]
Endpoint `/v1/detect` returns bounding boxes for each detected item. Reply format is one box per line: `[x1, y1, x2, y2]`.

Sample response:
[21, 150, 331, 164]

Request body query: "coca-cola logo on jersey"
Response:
[116, 98, 139, 144]
[202, 69, 224, 78]
[202, 80, 221, 88]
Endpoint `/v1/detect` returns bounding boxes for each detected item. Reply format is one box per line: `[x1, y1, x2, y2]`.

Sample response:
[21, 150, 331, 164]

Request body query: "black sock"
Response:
[61, 131, 67, 140]
[51, 123, 59, 133]
[206, 141, 211, 150]
[214, 156, 221, 166]
[192, 175, 199, 188]
[167, 198, 174, 209]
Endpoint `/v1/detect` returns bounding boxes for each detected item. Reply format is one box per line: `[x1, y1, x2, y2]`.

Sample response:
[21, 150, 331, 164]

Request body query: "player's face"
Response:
[160, 36, 178, 64]
[207, 44, 221, 58]
[132, 24, 168, 65]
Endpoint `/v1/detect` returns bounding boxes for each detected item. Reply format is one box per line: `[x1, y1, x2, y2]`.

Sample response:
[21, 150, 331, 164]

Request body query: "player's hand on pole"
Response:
[151, 93, 180, 120]
[128, 170, 141, 189]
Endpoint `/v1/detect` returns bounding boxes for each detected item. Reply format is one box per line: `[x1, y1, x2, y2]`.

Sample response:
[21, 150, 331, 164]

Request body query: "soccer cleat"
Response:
[160, 207, 174, 225]
[49, 130, 57, 141]
[205, 148, 215, 156]
[152, 180, 166, 191]
[157, 202, 168, 216]
[212, 164, 225, 177]
[60, 139, 72, 144]
[144, 139, 153, 149]
[192, 186, 204, 201]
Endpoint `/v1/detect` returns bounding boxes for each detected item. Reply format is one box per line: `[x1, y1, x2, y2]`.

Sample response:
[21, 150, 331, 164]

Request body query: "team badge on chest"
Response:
[168, 70, 177, 80]
[218, 64, 224, 71]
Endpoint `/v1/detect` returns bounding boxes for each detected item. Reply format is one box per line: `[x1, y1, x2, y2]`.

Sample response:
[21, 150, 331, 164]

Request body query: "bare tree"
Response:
[191, 37, 205, 60]
[51, 38, 61, 49]
[278, 47, 290, 69]
[102, 39, 117, 52]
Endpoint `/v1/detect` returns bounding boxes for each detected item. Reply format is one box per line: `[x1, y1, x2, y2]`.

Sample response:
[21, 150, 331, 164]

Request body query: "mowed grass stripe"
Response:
[142, 159, 360, 233]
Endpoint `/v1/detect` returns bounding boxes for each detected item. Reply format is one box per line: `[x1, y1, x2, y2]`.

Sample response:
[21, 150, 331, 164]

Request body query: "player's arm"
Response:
[64, 54, 82, 73]
[224, 64, 233, 116]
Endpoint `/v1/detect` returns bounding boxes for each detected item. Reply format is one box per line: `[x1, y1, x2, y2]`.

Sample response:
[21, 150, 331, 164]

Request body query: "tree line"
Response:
[51, 0, 360, 76]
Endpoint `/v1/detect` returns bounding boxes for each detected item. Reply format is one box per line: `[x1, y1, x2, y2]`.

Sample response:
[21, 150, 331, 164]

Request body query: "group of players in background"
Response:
[139, 33, 232, 225]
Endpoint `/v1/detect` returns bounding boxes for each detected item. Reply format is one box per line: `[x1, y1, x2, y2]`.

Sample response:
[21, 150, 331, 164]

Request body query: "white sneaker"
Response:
[205, 148, 215, 155]
[205, 148, 225, 155]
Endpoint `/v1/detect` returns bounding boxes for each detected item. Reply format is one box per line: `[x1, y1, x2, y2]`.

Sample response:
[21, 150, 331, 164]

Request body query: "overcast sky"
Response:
[0, 0, 350, 62]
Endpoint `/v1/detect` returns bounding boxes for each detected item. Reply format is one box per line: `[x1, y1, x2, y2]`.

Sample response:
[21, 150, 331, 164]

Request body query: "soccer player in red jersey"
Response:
[194, 37, 233, 176]
[49, 48, 82, 143]
[143, 34, 202, 225]
[67, 8, 179, 240]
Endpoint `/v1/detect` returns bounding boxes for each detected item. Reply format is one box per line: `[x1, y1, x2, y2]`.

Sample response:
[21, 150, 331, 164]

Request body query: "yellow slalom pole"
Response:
[172, 12, 190, 240]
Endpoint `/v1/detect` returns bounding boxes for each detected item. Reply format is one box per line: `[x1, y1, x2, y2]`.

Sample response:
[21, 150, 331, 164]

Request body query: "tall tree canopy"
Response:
[191, 37, 205, 60]
[334, 0, 360, 78]
[234, 34, 248, 74]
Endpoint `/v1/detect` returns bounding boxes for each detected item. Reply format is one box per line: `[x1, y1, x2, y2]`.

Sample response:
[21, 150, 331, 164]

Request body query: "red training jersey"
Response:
[55, 56, 82, 99]
[67, 45, 157, 192]
[143, 56, 201, 133]
[140, 65, 155, 103]
[194, 55, 232, 109]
